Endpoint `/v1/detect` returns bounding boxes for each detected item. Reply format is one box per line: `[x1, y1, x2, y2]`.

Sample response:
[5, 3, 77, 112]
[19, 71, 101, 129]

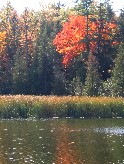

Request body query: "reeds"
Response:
[0, 95, 124, 119]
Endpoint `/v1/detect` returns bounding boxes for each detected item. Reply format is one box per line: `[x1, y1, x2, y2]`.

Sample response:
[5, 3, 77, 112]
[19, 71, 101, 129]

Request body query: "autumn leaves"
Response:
[0, 31, 6, 52]
[53, 15, 117, 67]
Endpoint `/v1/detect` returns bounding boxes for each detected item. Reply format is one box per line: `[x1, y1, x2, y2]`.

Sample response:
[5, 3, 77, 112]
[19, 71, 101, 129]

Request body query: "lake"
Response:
[0, 118, 124, 164]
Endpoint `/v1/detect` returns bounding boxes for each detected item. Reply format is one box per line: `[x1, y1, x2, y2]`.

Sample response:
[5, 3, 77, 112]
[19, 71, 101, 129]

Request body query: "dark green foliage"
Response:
[99, 78, 113, 97]
[29, 52, 53, 95]
[0, 59, 11, 94]
[74, 0, 93, 15]
[111, 43, 124, 97]
[26, 17, 60, 95]
[84, 53, 101, 96]
[118, 9, 124, 42]
[94, 1, 117, 80]
[69, 76, 83, 96]
[13, 50, 29, 94]
[0, 3, 20, 94]
[52, 68, 67, 95]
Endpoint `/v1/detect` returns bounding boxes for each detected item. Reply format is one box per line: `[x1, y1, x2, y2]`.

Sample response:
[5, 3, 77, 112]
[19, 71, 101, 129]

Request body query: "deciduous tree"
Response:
[53, 14, 117, 67]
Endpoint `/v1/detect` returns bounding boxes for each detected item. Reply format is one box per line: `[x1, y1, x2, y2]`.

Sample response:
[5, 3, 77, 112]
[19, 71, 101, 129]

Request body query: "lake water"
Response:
[0, 118, 124, 164]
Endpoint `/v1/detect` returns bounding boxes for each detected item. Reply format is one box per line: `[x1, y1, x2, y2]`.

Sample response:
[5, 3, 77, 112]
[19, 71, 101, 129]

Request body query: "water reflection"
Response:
[53, 121, 79, 163]
[95, 127, 124, 135]
[0, 119, 124, 164]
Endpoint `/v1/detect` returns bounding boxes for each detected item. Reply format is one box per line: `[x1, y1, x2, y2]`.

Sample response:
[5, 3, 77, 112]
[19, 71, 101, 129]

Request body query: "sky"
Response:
[0, 0, 124, 15]
[0, 0, 73, 14]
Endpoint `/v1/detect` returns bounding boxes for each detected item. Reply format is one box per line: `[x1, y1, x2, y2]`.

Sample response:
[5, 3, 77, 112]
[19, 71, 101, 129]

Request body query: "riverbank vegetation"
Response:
[0, 95, 124, 119]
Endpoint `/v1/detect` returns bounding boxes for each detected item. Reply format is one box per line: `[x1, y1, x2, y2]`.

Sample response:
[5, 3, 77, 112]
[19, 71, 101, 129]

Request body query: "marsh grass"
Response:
[0, 95, 124, 119]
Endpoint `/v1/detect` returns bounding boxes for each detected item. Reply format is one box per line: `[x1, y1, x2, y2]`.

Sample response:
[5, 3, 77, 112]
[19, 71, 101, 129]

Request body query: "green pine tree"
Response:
[69, 76, 83, 96]
[83, 53, 101, 96]
[13, 50, 29, 94]
[111, 43, 124, 97]
[118, 9, 124, 43]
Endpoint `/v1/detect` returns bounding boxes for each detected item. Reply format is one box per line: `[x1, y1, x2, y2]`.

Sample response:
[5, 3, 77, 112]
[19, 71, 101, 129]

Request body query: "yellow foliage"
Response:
[0, 31, 6, 52]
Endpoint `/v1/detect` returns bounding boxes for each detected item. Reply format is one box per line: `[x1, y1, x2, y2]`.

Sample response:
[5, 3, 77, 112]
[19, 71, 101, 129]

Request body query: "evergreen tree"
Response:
[29, 17, 53, 95]
[83, 53, 101, 96]
[99, 78, 113, 96]
[14, 9, 40, 94]
[48, 4, 69, 95]
[28, 4, 65, 95]
[52, 67, 67, 95]
[13, 50, 29, 94]
[118, 9, 124, 42]
[69, 76, 83, 96]
[111, 43, 124, 97]
[73, 0, 93, 16]
[94, 0, 117, 80]
[0, 2, 17, 94]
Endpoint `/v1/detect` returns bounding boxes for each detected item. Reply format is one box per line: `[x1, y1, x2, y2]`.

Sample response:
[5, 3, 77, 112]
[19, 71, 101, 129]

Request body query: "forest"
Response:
[0, 0, 124, 97]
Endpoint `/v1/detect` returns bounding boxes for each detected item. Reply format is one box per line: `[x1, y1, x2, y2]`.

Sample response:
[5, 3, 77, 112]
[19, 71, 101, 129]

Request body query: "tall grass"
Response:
[0, 95, 124, 119]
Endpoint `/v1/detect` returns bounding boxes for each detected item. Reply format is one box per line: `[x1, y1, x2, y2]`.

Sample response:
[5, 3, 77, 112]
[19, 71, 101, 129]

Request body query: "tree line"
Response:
[0, 0, 124, 97]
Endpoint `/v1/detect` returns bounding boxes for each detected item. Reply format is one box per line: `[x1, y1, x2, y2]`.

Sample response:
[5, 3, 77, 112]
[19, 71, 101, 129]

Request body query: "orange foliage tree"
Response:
[53, 15, 117, 67]
[0, 31, 7, 68]
[0, 31, 6, 53]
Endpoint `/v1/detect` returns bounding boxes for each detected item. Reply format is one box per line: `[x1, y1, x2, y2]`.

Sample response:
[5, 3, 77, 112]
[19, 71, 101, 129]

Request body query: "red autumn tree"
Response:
[53, 15, 117, 67]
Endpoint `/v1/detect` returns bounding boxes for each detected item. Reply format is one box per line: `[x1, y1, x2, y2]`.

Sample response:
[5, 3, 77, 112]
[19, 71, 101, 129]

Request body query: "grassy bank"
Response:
[0, 95, 124, 119]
